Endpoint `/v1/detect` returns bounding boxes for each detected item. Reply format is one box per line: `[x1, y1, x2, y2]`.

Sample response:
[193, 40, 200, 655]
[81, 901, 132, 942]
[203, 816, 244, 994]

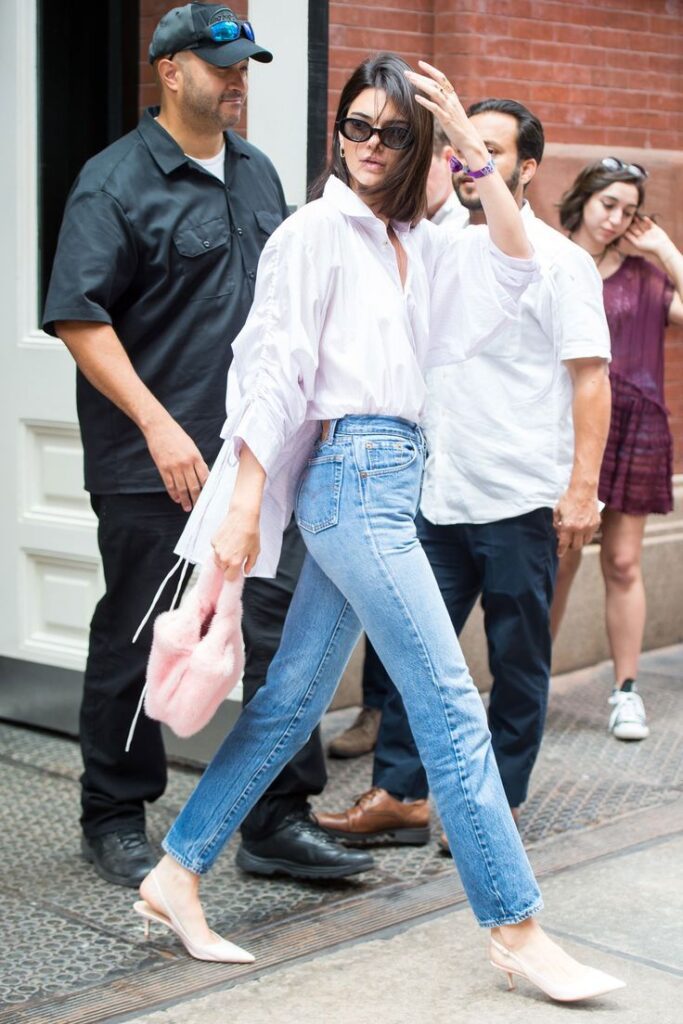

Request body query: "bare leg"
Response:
[139, 854, 213, 944]
[599, 510, 647, 683]
[549, 548, 582, 642]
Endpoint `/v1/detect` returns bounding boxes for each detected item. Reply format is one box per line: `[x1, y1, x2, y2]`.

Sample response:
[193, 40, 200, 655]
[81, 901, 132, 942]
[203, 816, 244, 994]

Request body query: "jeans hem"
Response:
[478, 897, 544, 928]
[162, 838, 206, 875]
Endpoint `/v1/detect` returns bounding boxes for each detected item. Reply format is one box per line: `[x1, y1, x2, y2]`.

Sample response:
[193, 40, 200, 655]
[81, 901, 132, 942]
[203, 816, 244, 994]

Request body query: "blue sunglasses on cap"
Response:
[204, 18, 255, 44]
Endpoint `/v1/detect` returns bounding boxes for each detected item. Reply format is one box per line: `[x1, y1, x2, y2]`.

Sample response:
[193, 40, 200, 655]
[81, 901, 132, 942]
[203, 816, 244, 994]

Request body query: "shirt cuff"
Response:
[231, 398, 286, 478]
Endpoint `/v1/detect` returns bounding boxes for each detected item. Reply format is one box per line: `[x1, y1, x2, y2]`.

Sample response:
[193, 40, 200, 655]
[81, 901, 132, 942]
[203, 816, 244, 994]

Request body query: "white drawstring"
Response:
[131, 556, 184, 644]
[125, 682, 148, 754]
[126, 555, 188, 753]
[170, 557, 191, 613]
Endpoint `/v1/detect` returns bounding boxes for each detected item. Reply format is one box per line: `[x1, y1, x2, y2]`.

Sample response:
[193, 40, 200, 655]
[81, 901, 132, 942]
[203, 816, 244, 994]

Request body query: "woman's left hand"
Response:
[405, 61, 488, 168]
[624, 215, 675, 260]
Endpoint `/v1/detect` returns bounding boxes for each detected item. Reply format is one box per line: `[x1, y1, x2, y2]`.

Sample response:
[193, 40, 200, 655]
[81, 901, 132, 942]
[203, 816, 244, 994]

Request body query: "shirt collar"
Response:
[322, 175, 412, 235]
[520, 199, 535, 222]
[137, 108, 250, 176]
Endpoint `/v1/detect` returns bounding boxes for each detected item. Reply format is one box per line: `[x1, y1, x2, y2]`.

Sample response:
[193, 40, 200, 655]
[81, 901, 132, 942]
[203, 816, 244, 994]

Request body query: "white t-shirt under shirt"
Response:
[420, 202, 611, 526]
[187, 145, 226, 183]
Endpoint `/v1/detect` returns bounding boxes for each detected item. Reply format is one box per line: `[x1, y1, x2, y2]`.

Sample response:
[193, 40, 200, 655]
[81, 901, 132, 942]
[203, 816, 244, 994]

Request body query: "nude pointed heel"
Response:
[489, 937, 625, 1003]
[133, 871, 255, 964]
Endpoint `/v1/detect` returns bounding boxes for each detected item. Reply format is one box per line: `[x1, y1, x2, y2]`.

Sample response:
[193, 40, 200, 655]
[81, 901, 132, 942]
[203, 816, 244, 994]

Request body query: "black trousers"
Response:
[82, 498, 323, 840]
[366, 509, 558, 808]
[81, 493, 190, 837]
[240, 519, 327, 840]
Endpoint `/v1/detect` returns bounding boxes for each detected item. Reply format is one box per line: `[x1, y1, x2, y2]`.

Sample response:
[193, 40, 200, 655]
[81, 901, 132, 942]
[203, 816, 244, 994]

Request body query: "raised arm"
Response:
[624, 216, 683, 327]
[405, 61, 532, 259]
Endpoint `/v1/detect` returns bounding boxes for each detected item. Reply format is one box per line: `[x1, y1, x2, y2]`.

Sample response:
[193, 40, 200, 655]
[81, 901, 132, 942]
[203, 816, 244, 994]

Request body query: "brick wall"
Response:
[432, 0, 683, 150]
[327, 0, 434, 134]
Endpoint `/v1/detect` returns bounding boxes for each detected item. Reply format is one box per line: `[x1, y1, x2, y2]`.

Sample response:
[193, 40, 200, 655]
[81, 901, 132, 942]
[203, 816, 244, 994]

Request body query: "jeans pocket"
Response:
[362, 438, 418, 477]
[296, 454, 344, 534]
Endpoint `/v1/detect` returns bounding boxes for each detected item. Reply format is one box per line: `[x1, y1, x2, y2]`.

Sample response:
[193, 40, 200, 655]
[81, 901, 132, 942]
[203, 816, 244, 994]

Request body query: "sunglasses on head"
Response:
[601, 157, 648, 179]
[336, 117, 414, 151]
[203, 18, 256, 44]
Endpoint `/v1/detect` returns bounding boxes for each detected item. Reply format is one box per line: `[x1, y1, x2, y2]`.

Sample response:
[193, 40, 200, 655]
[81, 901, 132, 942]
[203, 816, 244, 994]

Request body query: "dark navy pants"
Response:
[366, 508, 558, 808]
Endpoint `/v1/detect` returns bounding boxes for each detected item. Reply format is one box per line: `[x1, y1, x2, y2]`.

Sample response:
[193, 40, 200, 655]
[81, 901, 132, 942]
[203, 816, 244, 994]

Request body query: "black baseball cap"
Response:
[148, 4, 273, 66]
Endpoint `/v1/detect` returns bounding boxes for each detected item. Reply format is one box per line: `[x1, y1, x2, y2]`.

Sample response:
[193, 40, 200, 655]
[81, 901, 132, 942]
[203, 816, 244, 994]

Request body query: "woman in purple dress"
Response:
[551, 158, 683, 740]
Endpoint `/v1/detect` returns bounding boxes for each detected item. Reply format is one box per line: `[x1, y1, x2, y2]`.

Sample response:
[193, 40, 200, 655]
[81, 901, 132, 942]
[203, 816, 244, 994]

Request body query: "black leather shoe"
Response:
[236, 812, 375, 880]
[81, 829, 156, 888]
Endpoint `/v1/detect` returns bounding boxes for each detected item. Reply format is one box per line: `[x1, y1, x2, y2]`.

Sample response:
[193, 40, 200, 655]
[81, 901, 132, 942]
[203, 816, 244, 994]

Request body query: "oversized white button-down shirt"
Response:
[421, 203, 611, 525]
[176, 176, 538, 575]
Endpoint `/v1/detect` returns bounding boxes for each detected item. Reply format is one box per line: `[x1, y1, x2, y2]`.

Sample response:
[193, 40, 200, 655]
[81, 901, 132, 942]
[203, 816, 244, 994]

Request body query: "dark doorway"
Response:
[38, 1, 140, 311]
[307, 0, 329, 189]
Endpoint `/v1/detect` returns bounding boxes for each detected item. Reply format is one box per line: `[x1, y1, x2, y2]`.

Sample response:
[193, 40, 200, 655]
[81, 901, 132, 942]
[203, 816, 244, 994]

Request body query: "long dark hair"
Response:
[559, 161, 646, 235]
[309, 52, 433, 225]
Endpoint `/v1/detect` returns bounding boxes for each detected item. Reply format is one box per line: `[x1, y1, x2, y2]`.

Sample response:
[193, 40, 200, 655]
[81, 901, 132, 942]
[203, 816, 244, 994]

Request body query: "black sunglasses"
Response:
[601, 157, 648, 179]
[336, 117, 414, 151]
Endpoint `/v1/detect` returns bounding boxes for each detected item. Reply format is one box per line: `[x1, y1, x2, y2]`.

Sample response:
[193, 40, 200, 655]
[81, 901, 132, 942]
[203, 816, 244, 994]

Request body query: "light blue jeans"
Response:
[164, 416, 543, 927]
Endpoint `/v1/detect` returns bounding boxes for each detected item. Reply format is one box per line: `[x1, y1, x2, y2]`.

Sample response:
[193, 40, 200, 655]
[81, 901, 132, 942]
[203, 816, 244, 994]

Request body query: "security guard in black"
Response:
[43, 108, 288, 493]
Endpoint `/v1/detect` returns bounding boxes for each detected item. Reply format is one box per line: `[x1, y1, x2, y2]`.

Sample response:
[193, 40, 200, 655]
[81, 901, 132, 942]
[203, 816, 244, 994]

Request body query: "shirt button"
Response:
[203, 240, 210, 248]
[237, 227, 243, 236]
[248, 271, 255, 279]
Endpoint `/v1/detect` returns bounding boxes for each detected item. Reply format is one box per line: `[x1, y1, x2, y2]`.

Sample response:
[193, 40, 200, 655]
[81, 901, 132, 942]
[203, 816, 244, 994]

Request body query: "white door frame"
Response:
[0, 0, 102, 680]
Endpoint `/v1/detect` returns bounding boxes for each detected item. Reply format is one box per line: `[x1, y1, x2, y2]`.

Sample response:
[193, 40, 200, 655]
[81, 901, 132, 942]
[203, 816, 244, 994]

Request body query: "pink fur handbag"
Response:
[143, 559, 245, 738]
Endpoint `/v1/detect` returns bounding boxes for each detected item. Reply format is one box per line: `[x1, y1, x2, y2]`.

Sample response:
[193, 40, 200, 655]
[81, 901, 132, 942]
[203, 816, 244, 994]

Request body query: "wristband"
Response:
[448, 155, 495, 179]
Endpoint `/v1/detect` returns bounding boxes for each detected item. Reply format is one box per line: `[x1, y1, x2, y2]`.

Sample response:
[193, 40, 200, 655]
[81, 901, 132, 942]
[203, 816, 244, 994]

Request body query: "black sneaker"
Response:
[236, 812, 375, 880]
[81, 829, 156, 888]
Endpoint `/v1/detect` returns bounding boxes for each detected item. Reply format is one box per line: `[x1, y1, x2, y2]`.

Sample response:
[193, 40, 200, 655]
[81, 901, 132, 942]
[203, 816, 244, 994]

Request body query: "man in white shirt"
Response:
[317, 99, 612, 844]
[326, 120, 468, 762]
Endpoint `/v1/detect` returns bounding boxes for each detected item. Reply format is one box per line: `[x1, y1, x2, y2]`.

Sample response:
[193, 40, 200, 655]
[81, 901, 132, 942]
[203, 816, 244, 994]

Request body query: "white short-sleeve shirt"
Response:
[420, 203, 611, 526]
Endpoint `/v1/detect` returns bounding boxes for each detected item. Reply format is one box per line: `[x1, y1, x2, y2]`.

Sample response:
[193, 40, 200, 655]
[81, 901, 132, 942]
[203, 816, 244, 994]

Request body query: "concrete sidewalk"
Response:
[133, 831, 682, 1024]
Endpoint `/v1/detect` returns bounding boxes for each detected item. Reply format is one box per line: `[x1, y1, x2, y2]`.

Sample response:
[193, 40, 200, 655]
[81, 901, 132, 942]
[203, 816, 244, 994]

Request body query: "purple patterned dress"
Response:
[600, 255, 675, 515]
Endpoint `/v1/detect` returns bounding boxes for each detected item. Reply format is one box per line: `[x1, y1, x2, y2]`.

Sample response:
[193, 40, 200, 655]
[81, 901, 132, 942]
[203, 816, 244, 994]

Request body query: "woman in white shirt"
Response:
[135, 54, 624, 1003]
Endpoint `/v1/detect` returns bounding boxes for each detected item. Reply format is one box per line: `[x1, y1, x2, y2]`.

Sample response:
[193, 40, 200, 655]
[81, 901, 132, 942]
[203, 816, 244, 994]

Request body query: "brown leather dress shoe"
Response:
[315, 787, 430, 845]
[328, 707, 381, 759]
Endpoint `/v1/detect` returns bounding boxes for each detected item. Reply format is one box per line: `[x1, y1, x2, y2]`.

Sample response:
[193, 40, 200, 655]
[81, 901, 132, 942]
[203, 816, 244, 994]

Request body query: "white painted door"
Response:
[0, 0, 102, 676]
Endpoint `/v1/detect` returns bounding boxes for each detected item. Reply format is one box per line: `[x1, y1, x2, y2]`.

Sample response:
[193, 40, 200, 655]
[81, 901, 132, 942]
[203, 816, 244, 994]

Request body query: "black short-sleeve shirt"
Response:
[42, 108, 288, 494]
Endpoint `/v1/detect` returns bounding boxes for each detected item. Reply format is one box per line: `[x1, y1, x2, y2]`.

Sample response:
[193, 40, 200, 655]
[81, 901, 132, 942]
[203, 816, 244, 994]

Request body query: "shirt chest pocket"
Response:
[172, 217, 233, 298]
[254, 209, 283, 240]
[173, 217, 231, 258]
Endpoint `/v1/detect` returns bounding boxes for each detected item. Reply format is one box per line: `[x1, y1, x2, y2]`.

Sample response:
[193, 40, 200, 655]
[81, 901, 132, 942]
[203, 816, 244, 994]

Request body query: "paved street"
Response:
[0, 645, 681, 1024]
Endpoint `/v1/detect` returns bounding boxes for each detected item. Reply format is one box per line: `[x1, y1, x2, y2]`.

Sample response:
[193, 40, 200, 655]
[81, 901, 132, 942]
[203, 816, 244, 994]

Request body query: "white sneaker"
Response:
[608, 683, 649, 741]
